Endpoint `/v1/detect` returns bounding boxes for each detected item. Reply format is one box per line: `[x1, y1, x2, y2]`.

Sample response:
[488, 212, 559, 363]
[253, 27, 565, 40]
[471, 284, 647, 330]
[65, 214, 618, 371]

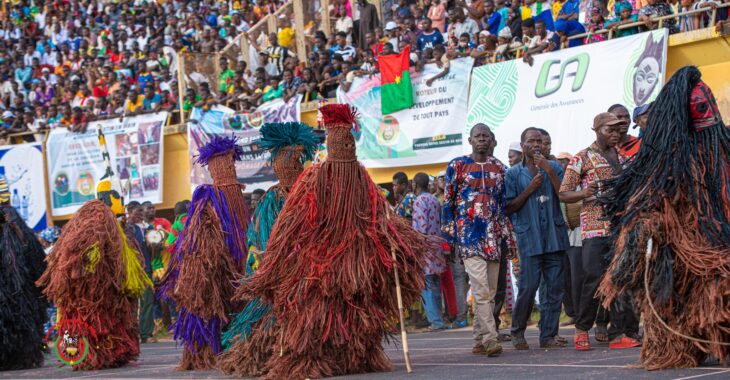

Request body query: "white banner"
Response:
[0, 142, 47, 231]
[46, 113, 167, 216]
[468, 30, 668, 161]
[337, 58, 474, 168]
[188, 96, 301, 192]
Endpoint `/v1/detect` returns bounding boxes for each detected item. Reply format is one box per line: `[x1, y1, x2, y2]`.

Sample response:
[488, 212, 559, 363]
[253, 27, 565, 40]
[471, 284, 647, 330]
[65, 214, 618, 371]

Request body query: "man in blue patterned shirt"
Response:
[442, 124, 516, 357]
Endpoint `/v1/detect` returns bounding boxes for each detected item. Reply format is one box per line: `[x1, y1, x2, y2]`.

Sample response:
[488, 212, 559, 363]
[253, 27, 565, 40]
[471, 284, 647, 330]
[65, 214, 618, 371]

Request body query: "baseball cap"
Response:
[2, 111, 14, 119]
[509, 142, 522, 153]
[633, 103, 651, 122]
[385, 21, 398, 31]
[593, 112, 622, 129]
[437, 170, 446, 178]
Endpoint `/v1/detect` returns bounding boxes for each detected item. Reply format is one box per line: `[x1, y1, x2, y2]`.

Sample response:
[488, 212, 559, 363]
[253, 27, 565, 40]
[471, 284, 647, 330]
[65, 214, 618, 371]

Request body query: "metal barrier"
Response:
[567, 2, 729, 44]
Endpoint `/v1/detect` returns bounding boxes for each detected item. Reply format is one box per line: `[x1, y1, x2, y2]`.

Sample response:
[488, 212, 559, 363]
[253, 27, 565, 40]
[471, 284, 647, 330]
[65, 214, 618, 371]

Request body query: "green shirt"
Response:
[219, 69, 235, 93]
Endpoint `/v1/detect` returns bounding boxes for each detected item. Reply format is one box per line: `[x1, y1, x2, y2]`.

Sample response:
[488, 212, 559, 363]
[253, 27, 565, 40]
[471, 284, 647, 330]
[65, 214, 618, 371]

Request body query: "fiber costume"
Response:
[237, 104, 428, 379]
[0, 198, 48, 370]
[598, 66, 730, 369]
[218, 121, 319, 377]
[158, 136, 248, 370]
[37, 126, 151, 370]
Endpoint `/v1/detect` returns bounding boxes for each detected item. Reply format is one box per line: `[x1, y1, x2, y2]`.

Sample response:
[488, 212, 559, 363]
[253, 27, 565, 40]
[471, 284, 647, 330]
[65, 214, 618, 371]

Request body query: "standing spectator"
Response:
[357, 0, 380, 52]
[460, 0, 487, 21]
[554, 18, 585, 48]
[335, 5, 354, 45]
[506, 127, 569, 350]
[585, 7, 609, 44]
[418, 18, 446, 52]
[559, 112, 641, 350]
[428, 0, 448, 32]
[412, 172, 447, 331]
[608, 104, 641, 157]
[426, 45, 450, 87]
[442, 124, 515, 357]
[384, 22, 402, 52]
[483, 0, 503, 35]
[277, 17, 295, 49]
[508, 142, 523, 166]
[126, 201, 156, 344]
[261, 32, 294, 77]
[392, 171, 415, 220]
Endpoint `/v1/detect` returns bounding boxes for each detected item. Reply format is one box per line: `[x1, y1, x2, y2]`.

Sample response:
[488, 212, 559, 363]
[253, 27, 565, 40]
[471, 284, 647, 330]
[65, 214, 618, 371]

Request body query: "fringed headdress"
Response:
[320, 104, 358, 162]
[259, 122, 319, 188]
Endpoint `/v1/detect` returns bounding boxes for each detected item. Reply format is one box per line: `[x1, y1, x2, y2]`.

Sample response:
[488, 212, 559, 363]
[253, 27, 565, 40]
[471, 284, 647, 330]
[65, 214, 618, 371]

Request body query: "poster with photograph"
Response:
[45, 113, 167, 216]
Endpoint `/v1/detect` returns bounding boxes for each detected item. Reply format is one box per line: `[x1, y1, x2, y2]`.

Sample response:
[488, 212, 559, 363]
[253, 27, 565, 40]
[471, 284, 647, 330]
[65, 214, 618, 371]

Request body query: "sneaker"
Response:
[540, 338, 567, 348]
[484, 341, 503, 357]
[512, 335, 529, 350]
[455, 320, 468, 329]
[609, 335, 642, 349]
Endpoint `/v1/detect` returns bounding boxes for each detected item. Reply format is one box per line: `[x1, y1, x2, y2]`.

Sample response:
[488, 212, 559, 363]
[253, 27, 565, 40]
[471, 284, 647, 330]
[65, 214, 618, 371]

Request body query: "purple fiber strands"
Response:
[172, 308, 223, 354]
[195, 135, 243, 166]
[209, 188, 248, 265]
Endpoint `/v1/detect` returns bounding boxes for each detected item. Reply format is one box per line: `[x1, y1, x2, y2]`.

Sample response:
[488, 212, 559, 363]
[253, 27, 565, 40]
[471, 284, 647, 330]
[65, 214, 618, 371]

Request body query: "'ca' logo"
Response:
[535, 53, 590, 98]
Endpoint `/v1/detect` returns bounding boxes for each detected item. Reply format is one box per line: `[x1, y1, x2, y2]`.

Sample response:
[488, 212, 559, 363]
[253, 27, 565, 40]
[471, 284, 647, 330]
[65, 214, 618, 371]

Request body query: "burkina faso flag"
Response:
[379, 45, 414, 114]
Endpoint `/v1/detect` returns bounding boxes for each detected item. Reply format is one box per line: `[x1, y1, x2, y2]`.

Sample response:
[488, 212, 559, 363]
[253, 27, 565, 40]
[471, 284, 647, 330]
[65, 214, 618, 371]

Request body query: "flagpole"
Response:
[391, 246, 413, 373]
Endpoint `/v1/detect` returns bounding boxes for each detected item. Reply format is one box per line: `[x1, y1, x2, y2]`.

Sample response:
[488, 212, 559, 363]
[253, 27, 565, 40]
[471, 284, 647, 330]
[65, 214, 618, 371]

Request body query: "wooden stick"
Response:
[390, 246, 413, 373]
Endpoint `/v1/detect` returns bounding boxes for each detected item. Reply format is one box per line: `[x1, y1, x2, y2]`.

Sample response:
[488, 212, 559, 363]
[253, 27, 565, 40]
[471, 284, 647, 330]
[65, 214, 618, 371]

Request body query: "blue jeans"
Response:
[422, 274, 445, 329]
[510, 251, 565, 345]
[449, 258, 469, 324]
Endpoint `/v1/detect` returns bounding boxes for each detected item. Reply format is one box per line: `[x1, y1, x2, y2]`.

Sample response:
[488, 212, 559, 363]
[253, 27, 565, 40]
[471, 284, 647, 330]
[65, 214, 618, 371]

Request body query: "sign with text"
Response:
[468, 30, 668, 161]
[0, 142, 47, 231]
[46, 113, 167, 216]
[337, 58, 474, 168]
[188, 95, 302, 191]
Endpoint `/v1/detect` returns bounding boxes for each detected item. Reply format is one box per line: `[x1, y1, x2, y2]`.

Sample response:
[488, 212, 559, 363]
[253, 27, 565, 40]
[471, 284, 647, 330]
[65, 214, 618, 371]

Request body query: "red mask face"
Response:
[689, 81, 722, 132]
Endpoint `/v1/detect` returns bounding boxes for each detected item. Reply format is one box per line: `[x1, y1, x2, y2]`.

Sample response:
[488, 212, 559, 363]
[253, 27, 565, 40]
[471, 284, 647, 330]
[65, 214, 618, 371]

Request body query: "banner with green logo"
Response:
[468, 30, 668, 160]
[337, 58, 474, 168]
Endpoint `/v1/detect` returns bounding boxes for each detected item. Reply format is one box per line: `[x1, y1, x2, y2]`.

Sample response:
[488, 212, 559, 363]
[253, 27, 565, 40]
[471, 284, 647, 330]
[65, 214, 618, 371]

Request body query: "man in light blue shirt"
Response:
[505, 127, 569, 350]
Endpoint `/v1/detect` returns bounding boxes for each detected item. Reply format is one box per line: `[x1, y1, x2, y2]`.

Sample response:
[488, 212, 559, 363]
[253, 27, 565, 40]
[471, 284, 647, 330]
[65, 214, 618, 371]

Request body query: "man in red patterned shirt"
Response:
[559, 112, 640, 351]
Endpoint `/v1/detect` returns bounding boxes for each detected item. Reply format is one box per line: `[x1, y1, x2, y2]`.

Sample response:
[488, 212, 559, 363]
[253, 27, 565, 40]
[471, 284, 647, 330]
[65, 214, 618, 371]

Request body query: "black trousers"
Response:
[575, 237, 631, 340]
[566, 246, 583, 318]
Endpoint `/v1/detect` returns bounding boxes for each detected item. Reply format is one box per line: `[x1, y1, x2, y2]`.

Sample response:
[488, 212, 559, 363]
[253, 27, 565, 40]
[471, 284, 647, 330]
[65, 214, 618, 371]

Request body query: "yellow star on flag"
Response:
[394, 75, 401, 84]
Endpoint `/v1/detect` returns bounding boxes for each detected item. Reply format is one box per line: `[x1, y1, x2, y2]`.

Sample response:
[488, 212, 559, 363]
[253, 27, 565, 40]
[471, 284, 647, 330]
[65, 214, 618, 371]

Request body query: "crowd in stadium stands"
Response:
[1, 0, 728, 143]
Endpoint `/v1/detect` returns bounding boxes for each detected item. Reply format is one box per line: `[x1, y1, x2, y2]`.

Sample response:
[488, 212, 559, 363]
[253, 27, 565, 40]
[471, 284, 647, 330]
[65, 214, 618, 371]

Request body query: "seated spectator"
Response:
[331, 32, 357, 63]
[585, 8, 609, 43]
[281, 69, 302, 102]
[448, 7, 481, 46]
[297, 68, 320, 101]
[263, 76, 284, 102]
[606, 3, 640, 37]
[472, 32, 500, 65]
[426, 45, 450, 87]
[384, 22, 402, 52]
[508, 6, 525, 40]
[639, 0, 679, 33]
[554, 18, 586, 47]
[142, 87, 162, 113]
[452, 33, 476, 58]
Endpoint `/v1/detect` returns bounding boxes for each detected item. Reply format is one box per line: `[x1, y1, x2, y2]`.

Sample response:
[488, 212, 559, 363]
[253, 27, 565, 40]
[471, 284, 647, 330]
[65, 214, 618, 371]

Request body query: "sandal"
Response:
[574, 330, 590, 351]
[594, 324, 609, 343]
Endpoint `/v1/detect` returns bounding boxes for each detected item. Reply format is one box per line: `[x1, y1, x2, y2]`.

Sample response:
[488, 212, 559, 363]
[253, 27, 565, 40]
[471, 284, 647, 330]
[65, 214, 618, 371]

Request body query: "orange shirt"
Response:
[619, 136, 641, 158]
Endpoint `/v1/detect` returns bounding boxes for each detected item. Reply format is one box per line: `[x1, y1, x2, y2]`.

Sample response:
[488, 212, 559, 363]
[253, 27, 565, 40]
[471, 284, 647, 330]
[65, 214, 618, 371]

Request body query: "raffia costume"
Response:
[598, 66, 730, 369]
[158, 136, 248, 370]
[37, 127, 151, 370]
[235, 104, 428, 379]
[0, 193, 48, 370]
[217, 121, 319, 377]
